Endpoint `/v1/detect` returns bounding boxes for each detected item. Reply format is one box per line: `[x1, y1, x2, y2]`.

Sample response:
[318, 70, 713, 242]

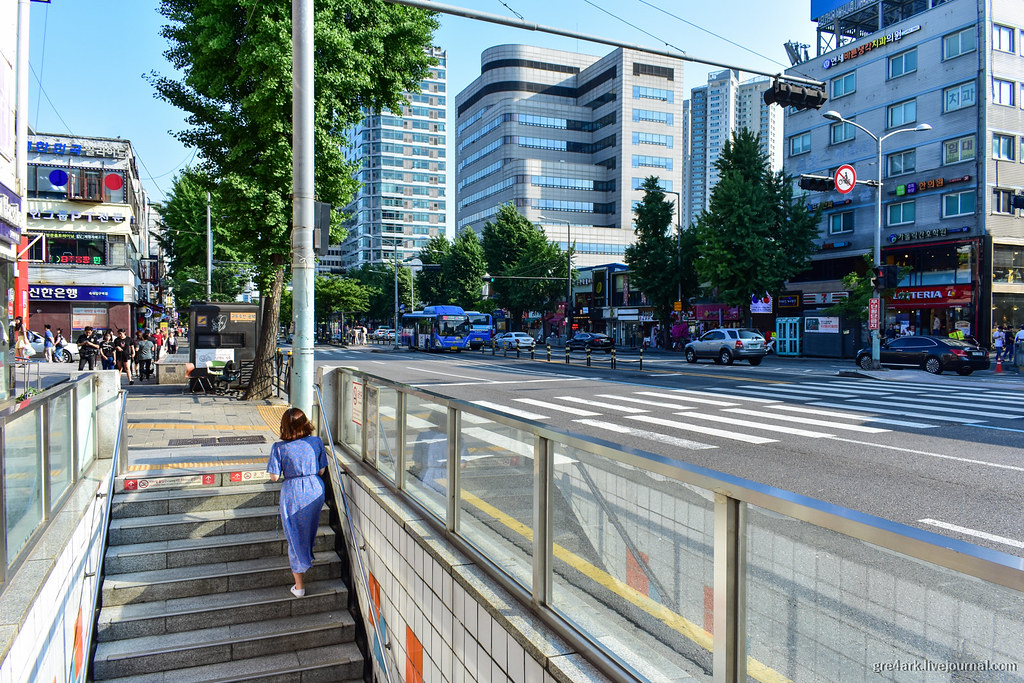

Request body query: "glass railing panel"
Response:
[403, 395, 448, 519]
[374, 385, 399, 481]
[75, 381, 96, 475]
[745, 504, 1024, 680]
[341, 373, 363, 456]
[457, 413, 534, 589]
[47, 392, 73, 505]
[4, 410, 43, 563]
[549, 444, 714, 682]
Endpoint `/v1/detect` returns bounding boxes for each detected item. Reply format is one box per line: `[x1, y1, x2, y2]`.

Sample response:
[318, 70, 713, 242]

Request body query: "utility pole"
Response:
[290, 0, 314, 415]
[205, 192, 212, 300]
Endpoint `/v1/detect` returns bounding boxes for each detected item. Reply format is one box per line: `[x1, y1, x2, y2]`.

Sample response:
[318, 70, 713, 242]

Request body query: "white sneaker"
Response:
[290, 585, 305, 598]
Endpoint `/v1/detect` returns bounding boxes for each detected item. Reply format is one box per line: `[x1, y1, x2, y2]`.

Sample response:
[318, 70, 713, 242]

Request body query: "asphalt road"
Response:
[310, 343, 1024, 559]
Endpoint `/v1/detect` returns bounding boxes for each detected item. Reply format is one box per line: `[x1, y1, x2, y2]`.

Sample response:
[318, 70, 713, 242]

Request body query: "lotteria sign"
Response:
[889, 285, 972, 308]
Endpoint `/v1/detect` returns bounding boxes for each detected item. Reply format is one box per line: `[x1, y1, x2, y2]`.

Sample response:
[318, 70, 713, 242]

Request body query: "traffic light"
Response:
[483, 274, 495, 283]
[870, 265, 900, 290]
[799, 174, 835, 192]
[870, 266, 884, 290]
[763, 80, 828, 110]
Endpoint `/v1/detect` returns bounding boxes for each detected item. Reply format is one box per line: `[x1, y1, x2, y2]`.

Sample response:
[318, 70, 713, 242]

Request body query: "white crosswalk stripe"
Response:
[810, 401, 983, 423]
[723, 408, 889, 433]
[766, 404, 937, 429]
[595, 394, 699, 410]
[575, 419, 716, 450]
[735, 384, 863, 398]
[634, 391, 739, 407]
[626, 415, 777, 444]
[671, 388, 780, 403]
[558, 396, 648, 413]
[513, 398, 601, 416]
[472, 401, 547, 420]
[845, 397, 1006, 418]
[671, 412, 834, 438]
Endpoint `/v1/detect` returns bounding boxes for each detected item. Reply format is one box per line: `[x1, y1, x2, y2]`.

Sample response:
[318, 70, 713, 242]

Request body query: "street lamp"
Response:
[821, 110, 931, 369]
[662, 189, 683, 305]
[540, 215, 572, 336]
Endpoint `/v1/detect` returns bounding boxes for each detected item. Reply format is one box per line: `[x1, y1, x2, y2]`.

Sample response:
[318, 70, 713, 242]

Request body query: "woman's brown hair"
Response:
[279, 407, 315, 441]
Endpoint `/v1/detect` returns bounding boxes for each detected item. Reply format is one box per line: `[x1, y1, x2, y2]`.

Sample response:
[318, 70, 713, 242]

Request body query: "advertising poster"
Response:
[804, 316, 840, 333]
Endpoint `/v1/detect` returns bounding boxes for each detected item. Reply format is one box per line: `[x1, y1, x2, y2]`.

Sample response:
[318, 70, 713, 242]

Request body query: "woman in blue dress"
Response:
[266, 408, 327, 597]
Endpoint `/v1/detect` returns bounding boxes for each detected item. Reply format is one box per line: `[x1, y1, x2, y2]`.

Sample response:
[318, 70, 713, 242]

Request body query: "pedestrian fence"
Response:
[316, 365, 1024, 683]
[482, 341, 645, 370]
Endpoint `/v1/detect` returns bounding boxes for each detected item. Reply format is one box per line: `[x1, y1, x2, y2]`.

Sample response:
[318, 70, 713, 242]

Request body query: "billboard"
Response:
[811, 0, 857, 21]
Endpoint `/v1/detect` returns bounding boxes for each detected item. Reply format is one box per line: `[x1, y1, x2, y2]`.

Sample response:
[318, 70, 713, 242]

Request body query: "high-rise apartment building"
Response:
[454, 45, 685, 268]
[684, 70, 782, 227]
[785, 0, 1024, 340]
[321, 47, 448, 273]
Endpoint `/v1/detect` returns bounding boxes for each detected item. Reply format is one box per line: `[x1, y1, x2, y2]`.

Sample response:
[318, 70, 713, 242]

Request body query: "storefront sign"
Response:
[804, 292, 848, 304]
[0, 182, 23, 242]
[27, 140, 83, 155]
[230, 311, 257, 322]
[29, 285, 125, 302]
[805, 316, 840, 333]
[810, 198, 852, 211]
[72, 306, 107, 330]
[779, 295, 800, 308]
[28, 137, 129, 158]
[750, 293, 772, 314]
[822, 25, 920, 69]
[890, 284, 972, 308]
[888, 226, 970, 243]
[694, 304, 740, 322]
[28, 210, 127, 224]
[821, 241, 852, 250]
[895, 175, 970, 197]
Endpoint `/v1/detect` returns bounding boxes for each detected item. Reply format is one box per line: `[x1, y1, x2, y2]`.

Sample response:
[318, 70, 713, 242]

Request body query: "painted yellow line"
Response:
[127, 458, 266, 471]
[128, 423, 270, 431]
[459, 489, 791, 683]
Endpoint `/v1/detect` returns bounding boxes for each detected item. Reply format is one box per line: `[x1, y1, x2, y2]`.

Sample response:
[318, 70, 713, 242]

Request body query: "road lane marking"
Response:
[677, 389, 780, 403]
[634, 391, 738, 407]
[513, 398, 601, 416]
[558, 396, 648, 413]
[596, 394, 699, 410]
[846, 397, 1012, 418]
[408, 366, 489, 381]
[673, 412, 833, 438]
[815, 401, 983, 423]
[918, 519, 1024, 550]
[767, 405, 936, 429]
[626, 415, 776, 444]
[574, 419, 715, 450]
[471, 401, 547, 420]
[422, 377, 588, 387]
[736, 384, 863, 398]
[829, 436, 1024, 472]
[723, 408, 889, 433]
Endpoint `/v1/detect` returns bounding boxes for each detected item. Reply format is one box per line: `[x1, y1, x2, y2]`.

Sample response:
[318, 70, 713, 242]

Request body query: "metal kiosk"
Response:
[189, 302, 260, 391]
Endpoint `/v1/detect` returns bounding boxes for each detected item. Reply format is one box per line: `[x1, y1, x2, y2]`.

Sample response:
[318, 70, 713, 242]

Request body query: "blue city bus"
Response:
[400, 305, 471, 351]
[463, 311, 493, 350]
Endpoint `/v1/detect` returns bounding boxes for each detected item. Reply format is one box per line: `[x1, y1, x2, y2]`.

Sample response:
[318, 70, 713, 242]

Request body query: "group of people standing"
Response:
[990, 324, 1024, 363]
[76, 326, 179, 385]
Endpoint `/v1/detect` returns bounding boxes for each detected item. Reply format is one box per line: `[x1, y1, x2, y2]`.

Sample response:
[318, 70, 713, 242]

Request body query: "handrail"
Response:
[312, 383, 397, 683]
[80, 388, 127, 683]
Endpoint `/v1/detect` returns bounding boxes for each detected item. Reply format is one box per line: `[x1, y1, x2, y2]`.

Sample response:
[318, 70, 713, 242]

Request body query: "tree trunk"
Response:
[243, 263, 285, 401]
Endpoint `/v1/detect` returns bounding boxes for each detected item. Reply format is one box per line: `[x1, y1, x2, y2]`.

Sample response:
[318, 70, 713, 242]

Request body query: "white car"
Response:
[25, 329, 80, 363]
[493, 332, 536, 351]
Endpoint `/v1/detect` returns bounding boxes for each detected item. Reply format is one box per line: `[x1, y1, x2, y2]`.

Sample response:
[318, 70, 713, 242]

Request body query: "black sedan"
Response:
[855, 335, 990, 375]
[566, 332, 615, 353]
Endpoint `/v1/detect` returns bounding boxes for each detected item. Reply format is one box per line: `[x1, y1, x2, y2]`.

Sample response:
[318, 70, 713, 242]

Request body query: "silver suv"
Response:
[684, 328, 767, 366]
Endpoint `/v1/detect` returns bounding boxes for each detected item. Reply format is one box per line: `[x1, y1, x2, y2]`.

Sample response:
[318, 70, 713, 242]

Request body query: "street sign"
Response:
[673, 301, 682, 311]
[868, 297, 880, 330]
[835, 164, 857, 194]
[399, 303, 406, 312]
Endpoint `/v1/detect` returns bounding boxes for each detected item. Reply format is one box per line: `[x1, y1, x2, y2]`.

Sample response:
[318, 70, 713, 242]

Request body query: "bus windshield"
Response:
[439, 315, 470, 337]
[467, 313, 490, 328]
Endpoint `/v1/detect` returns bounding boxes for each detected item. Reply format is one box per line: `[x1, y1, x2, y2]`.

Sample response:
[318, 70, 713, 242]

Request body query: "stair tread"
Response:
[103, 551, 339, 589]
[105, 527, 334, 559]
[98, 579, 348, 623]
[93, 611, 354, 661]
[107, 505, 283, 530]
[96, 642, 362, 683]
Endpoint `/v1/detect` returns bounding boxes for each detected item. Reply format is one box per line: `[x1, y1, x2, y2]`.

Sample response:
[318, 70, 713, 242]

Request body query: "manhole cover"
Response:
[216, 435, 267, 446]
[168, 438, 218, 447]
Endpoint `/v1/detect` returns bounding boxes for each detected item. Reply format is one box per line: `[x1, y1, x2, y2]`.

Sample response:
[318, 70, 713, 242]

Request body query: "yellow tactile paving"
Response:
[128, 423, 270, 431]
[127, 457, 267, 471]
[258, 405, 288, 434]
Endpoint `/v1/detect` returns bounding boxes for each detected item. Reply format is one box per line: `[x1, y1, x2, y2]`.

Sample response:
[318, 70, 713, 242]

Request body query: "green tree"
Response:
[481, 204, 567, 330]
[692, 128, 820, 318]
[445, 227, 487, 310]
[155, 168, 242, 274]
[149, 0, 437, 398]
[826, 255, 911, 321]
[415, 234, 450, 306]
[349, 263, 409, 324]
[314, 275, 370, 323]
[625, 177, 685, 347]
[166, 264, 245, 309]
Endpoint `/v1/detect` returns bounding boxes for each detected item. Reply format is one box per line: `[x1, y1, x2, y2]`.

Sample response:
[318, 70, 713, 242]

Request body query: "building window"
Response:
[632, 155, 672, 170]
[993, 133, 1016, 160]
[633, 86, 674, 103]
[633, 63, 674, 80]
[943, 26, 977, 59]
[632, 109, 673, 125]
[994, 24, 1015, 53]
[887, 99, 917, 128]
[943, 81, 976, 112]
[943, 190, 976, 217]
[632, 132, 673, 148]
[887, 150, 916, 176]
[828, 211, 853, 235]
[830, 120, 856, 144]
[887, 200, 915, 226]
[632, 177, 672, 192]
[993, 189, 1016, 214]
[888, 48, 917, 79]
[830, 72, 856, 99]
[790, 132, 811, 155]
[943, 135, 976, 164]
[993, 78, 1016, 106]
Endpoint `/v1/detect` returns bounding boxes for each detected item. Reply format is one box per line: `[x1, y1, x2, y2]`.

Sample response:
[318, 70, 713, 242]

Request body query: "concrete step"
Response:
[103, 526, 336, 574]
[101, 551, 340, 606]
[111, 483, 281, 519]
[107, 505, 329, 545]
[96, 642, 364, 683]
[91, 611, 356, 680]
[97, 578, 349, 643]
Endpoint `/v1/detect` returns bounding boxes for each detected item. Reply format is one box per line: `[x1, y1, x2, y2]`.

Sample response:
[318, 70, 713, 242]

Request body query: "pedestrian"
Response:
[132, 331, 144, 377]
[1014, 324, 1024, 367]
[113, 329, 135, 385]
[993, 325, 1006, 362]
[153, 328, 164, 361]
[265, 407, 327, 598]
[43, 324, 55, 362]
[55, 328, 67, 361]
[12, 318, 31, 357]
[136, 332, 156, 381]
[99, 331, 116, 370]
[76, 326, 101, 370]
[167, 328, 178, 355]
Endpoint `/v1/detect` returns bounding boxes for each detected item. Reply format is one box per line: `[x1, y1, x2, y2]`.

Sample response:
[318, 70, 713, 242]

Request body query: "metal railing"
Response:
[312, 383, 397, 683]
[324, 366, 1024, 683]
[274, 349, 292, 399]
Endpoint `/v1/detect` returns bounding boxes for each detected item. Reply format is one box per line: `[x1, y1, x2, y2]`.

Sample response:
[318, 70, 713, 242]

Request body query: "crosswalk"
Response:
[468, 376, 1014, 452]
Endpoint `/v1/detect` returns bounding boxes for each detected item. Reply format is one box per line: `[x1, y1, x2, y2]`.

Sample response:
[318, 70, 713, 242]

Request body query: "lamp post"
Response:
[540, 216, 572, 336]
[205, 192, 213, 300]
[821, 111, 931, 369]
[662, 189, 683, 305]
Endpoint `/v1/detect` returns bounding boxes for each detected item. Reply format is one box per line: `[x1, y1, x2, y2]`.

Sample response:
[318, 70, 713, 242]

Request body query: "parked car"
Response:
[855, 335, 990, 375]
[566, 332, 615, 353]
[493, 332, 536, 350]
[372, 327, 393, 340]
[25, 329, 80, 363]
[385, 330, 397, 341]
[684, 328, 767, 366]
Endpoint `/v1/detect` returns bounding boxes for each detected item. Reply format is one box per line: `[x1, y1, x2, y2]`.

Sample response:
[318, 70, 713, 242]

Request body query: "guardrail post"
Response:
[517, 345, 521, 359]
[611, 348, 616, 369]
[492, 342, 496, 356]
[565, 346, 570, 364]
[395, 392, 406, 490]
[546, 344, 551, 362]
[530, 346, 535, 360]
[713, 493, 746, 683]
[447, 407, 461, 533]
[586, 347, 591, 367]
[639, 346, 643, 371]
[532, 435, 552, 608]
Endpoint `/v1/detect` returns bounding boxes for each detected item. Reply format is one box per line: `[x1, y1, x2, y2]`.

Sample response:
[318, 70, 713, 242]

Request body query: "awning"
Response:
[547, 314, 564, 324]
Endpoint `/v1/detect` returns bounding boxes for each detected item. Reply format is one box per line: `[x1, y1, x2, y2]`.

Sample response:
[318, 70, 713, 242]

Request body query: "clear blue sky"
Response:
[28, 0, 818, 205]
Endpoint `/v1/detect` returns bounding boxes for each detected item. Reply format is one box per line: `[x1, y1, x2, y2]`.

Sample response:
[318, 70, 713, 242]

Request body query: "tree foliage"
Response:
[692, 128, 820, 315]
[314, 275, 370, 323]
[825, 255, 911, 321]
[414, 235, 450, 306]
[414, 227, 487, 309]
[149, 0, 437, 398]
[348, 263, 409, 324]
[481, 204, 567, 330]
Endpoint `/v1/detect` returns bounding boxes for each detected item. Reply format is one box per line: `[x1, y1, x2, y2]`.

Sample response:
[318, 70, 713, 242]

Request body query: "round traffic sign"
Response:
[835, 164, 857, 194]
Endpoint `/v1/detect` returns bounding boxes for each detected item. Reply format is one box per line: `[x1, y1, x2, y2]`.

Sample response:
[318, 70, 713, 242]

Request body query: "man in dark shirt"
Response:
[113, 329, 135, 385]
[76, 326, 101, 370]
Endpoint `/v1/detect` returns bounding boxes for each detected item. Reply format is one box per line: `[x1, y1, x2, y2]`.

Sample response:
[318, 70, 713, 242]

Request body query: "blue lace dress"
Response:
[266, 436, 327, 573]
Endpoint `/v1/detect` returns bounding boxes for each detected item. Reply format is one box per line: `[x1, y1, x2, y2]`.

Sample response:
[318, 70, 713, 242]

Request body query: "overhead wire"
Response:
[33, 1, 49, 130]
[29, 64, 74, 135]
[493, 0, 524, 21]
[580, 0, 687, 55]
